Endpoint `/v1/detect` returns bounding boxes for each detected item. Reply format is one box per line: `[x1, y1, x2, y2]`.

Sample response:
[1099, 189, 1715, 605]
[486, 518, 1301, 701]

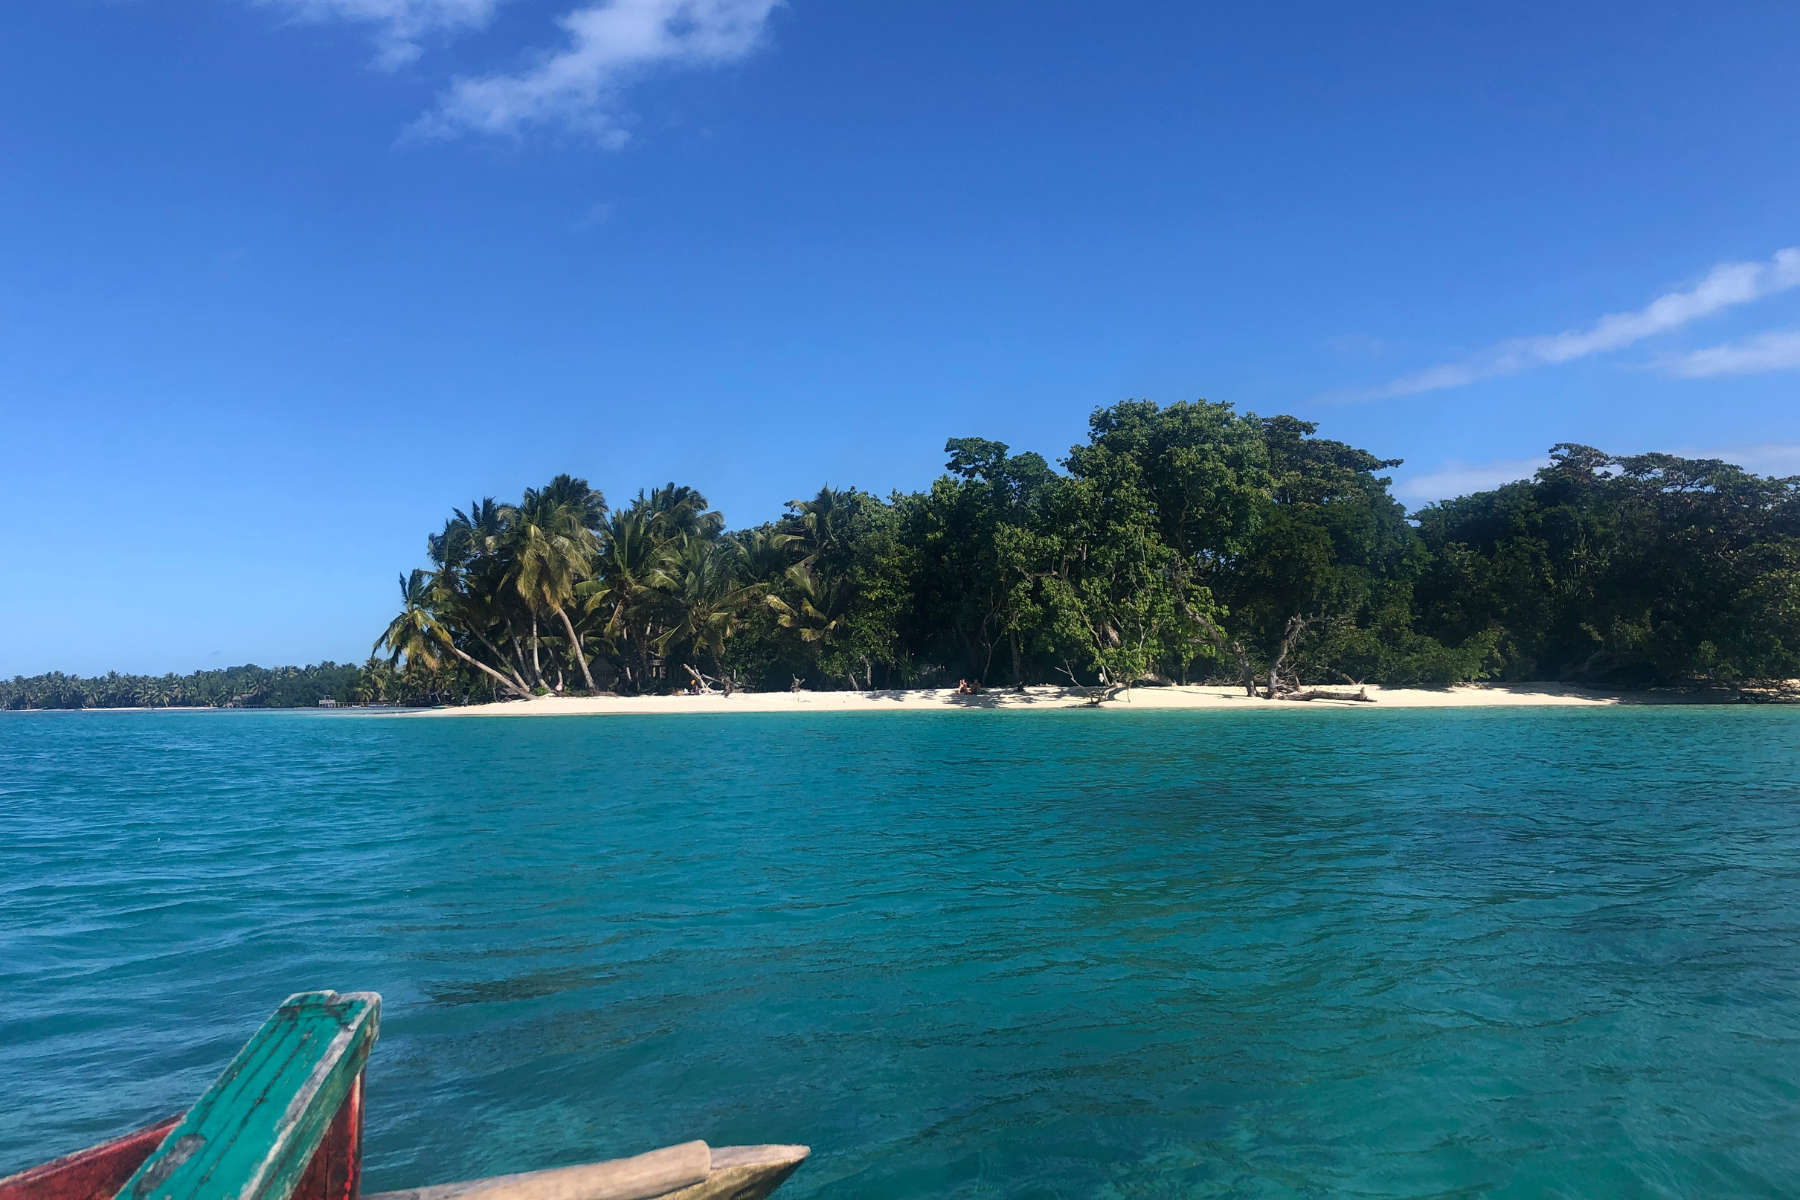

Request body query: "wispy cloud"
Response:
[1344, 247, 1800, 401]
[413, 0, 781, 142]
[1659, 328, 1800, 378]
[572, 200, 615, 230]
[1396, 442, 1800, 507]
[256, 0, 505, 67]
[1671, 442, 1800, 476]
[1391, 457, 1549, 505]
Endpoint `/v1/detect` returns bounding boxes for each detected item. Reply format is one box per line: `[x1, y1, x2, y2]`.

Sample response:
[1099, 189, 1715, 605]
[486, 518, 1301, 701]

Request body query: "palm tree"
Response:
[641, 483, 724, 544]
[652, 538, 765, 684]
[509, 479, 605, 691]
[592, 508, 670, 691]
[535, 474, 608, 532]
[353, 657, 385, 704]
[780, 487, 860, 567]
[728, 527, 789, 585]
[766, 561, 851, 651]
[434, 500, 535, 691]
[376, 570, 531, 698]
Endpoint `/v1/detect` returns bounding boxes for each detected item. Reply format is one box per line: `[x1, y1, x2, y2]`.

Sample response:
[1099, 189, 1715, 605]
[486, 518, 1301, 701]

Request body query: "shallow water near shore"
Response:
[3, 707, 1797, 1198]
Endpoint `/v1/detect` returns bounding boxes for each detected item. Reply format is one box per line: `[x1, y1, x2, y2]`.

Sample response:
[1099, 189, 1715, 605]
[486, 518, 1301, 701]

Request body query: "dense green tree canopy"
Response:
[1414, 444, 1800, 686]
[348, 400, 1799, 703]
[11, 400, 1796, 709]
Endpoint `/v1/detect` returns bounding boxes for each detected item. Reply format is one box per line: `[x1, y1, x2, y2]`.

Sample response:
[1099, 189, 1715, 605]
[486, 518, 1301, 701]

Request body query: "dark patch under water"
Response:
[2, 706, 1796, 1198]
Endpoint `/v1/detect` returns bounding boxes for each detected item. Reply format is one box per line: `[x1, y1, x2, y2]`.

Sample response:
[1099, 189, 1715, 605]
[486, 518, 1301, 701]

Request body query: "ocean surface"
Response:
[2, 707, 1797, 1198]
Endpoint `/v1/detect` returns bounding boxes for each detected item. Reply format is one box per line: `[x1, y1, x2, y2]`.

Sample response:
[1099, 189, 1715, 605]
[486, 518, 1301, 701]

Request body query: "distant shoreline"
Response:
[407, 682, 1767, 717]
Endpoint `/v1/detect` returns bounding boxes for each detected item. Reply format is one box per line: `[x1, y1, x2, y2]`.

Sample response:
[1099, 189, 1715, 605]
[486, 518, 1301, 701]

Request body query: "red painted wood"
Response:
[292, 1070, 364, 1200]
[0, 1116, 182, 1200]
[1, 1068, 365, 1200]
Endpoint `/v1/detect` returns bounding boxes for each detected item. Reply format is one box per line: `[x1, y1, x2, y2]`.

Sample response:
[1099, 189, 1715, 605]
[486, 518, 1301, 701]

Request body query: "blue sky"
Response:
[4, 0, 1797, 676]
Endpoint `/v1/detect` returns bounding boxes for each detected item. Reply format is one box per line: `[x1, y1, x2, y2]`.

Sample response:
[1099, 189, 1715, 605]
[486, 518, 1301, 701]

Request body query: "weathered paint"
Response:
[6, 993, 808, 1200]
[0, 1116, 184, 1200]
[644, 1147, 808, 1200]
[289, 1073, 362, 1200]
[359, 1143, 710, 1200]
[360, 1145, 810, 1200]
[111, 992, 380, 1200]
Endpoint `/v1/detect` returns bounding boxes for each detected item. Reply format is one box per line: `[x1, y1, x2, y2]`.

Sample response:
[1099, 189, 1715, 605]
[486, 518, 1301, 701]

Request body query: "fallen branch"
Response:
[1057, 661, 1094, 701]
[1265, 613, 1318, 699]
[1286, 687, 1374, 703]
[1089, 681, 1130, 706]
[1057, 662, 1133, 706]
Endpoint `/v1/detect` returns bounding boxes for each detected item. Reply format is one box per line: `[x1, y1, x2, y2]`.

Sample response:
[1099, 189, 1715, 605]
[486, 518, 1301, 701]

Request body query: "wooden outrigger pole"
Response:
[0, 993, 807, 1200]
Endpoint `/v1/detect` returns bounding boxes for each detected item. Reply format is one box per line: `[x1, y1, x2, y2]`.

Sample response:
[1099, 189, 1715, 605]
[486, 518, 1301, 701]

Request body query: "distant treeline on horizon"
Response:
[11, 398, 1799, 710]
[2, 663, 362, 711]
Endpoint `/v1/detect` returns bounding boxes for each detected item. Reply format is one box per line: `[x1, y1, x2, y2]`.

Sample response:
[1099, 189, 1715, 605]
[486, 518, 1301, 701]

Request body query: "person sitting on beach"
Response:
[956, 678, 974, 695]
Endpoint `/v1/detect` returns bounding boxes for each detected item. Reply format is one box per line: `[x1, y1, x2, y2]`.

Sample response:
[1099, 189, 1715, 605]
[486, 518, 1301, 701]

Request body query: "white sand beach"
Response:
[409, 682, 1727, 717]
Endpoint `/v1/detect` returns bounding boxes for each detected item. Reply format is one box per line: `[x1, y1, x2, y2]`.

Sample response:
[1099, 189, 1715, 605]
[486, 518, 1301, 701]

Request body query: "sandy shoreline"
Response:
[406, 682, 1743, 717]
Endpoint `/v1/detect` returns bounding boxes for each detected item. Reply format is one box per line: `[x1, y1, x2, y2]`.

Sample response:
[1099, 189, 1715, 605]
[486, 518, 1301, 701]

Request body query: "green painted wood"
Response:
[114, 992, 381, 1200]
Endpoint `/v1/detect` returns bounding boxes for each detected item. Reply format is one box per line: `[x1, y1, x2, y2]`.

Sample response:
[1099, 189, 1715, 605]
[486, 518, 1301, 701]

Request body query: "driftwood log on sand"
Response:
[1285, 688, 1375, 702]
[364, 1143, 810, 1200]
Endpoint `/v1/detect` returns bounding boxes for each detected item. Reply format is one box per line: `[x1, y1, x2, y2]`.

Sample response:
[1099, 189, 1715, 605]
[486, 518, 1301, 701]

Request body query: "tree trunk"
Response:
[1171, 575, 1256, 695]
[1266, 615, 1312, 699]
[1088, 680, 1130, 706]
[530, 614, 543, 686]
[1010, 631, 1024, 690]
[555, 604, 597, 691]
[711, 645, 734, 696]
[466, 627, 531, 693]
[442, 642, 533, 698]
[636, 623, 655, 693]
[1057, 660, 1093, 700]
[506, 616, 533, 688]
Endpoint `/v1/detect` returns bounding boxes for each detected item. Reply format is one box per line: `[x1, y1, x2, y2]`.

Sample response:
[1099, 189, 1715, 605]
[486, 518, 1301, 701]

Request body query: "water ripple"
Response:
[2, 707, 1796, 1198]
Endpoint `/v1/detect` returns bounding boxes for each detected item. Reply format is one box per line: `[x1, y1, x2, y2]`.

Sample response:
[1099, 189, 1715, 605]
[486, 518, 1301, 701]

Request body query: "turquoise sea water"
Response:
[2, 707, 1797, 1198]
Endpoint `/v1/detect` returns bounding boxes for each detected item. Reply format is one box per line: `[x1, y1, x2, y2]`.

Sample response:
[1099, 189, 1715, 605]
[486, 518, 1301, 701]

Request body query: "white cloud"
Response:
[1391, 457, 1549, 505]
[1347, 247, 1800, 401]
[414, 0, 781, 141]
[573, 200, 615, 230]
[257, 0, 504, 67]
[1395, 443, 1800, 507]
[1670, 442, 1800, 476]
[1659, 328, 1800, 378]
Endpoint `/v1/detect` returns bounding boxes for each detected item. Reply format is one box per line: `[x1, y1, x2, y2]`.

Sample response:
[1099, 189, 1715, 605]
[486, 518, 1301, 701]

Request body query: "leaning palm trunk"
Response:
[530, 614, 543, 684]
[464, 627, 531, 694]
[440, 641, 533, 698]
[506, 616, 537, 688]
[554, 603, 597, 691]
